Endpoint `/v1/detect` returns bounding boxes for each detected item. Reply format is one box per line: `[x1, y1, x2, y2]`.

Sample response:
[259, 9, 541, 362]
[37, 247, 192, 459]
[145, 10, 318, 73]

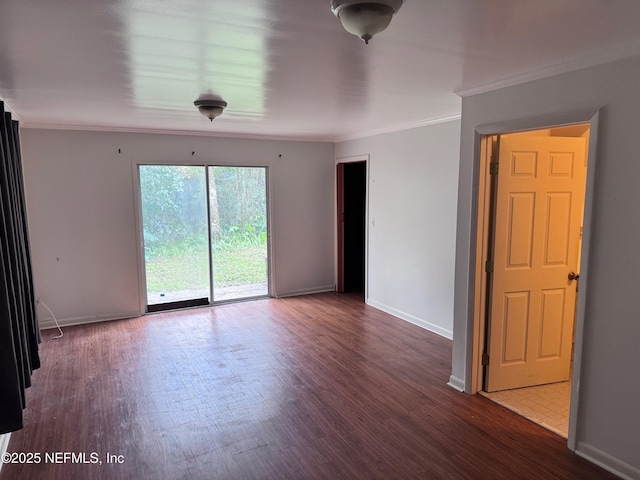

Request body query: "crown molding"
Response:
[456, 43, 640, 98]
[333, 114, 462, 143]
[20, 122, 336, 144]
[21, 115, 464, 144]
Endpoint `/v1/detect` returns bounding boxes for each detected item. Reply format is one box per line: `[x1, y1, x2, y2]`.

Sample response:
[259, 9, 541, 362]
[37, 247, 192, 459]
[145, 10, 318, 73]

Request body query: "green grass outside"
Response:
[145, 245, 267, 292]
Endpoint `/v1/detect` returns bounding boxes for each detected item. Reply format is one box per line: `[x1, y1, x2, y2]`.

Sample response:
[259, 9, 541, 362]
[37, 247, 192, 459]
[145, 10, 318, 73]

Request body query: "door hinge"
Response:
[485, 260, 494, 273]
[482, 353, 490, 366]
[489, 162, 499, 175]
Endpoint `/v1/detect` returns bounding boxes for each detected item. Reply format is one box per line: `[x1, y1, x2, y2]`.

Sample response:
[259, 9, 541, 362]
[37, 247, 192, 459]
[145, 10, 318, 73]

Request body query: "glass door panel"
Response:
[209, 166, 268, 301]
[139, 165, 210, 310]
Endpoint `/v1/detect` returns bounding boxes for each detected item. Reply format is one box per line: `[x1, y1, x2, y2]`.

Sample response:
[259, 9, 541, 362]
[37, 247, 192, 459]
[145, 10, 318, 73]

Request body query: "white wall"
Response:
[335, 120, 461, 338]
[452, 56, 640, 478]
[21, 129, 335, 325]
[0, 433, 9, 474]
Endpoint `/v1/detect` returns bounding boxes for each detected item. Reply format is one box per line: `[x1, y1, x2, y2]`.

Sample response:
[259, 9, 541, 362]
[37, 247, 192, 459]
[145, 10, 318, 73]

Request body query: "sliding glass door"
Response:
[139, 165, 269, 312]
[139, 165, 210, 310]
[209, 167, 268, 301]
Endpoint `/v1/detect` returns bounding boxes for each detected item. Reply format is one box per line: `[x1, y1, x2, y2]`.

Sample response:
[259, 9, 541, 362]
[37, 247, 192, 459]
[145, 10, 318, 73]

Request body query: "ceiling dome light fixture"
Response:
[194, 97, 228, 121]
[330, 0, 402, 44]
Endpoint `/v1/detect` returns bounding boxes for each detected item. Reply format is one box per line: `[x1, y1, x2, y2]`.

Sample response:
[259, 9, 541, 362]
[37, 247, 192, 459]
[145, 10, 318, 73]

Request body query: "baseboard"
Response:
[366, 299, 453, 340]
[0, 433, 10, 473]
[447, 375, 466, 393]
[39, 311, 142, 330]
[275, 285, 336, 298]
[576, 441, 640, 480]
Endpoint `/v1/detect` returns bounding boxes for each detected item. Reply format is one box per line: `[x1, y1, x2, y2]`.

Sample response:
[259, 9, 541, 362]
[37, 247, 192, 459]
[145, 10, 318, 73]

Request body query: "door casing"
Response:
[335, 155, 369, 298]
[468, 111, 600, 451]
[133, 163, 272, 313]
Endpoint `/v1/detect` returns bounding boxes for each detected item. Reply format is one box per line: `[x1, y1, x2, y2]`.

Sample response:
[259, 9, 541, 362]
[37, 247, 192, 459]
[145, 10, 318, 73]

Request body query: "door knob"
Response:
[568, 272, 580, 281]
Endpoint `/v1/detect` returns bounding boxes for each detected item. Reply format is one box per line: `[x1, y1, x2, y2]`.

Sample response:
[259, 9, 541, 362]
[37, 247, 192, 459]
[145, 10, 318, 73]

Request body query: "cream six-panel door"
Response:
[485, 135, 587, 392]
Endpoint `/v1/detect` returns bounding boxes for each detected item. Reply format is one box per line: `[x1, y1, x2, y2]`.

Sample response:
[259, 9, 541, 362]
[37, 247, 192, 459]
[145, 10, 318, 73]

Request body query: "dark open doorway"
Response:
[337, 161, 366, 294]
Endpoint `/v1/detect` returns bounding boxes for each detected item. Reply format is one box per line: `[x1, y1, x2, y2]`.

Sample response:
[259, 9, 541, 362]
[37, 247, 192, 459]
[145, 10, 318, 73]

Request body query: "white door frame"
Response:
[468, 110, 600, 450]
[335, 154, 370, 301]
[132, 163, 272, 312]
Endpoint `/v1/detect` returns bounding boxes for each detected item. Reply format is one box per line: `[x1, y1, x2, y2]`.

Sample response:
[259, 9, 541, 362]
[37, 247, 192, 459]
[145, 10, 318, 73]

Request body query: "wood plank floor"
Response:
[2, 293, 615, 480]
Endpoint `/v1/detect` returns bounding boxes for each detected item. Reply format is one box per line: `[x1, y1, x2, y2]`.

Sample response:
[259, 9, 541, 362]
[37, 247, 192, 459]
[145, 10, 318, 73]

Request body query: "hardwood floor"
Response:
[2, 293, 614, 480]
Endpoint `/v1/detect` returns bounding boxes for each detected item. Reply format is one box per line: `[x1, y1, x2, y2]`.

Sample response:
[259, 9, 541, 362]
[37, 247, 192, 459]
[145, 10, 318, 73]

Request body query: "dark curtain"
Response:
[0, 101, 40, 434]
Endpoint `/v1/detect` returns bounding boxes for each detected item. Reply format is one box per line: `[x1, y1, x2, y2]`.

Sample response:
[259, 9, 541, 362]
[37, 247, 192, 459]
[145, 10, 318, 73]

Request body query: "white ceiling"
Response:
[2, 0, 640, 142]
